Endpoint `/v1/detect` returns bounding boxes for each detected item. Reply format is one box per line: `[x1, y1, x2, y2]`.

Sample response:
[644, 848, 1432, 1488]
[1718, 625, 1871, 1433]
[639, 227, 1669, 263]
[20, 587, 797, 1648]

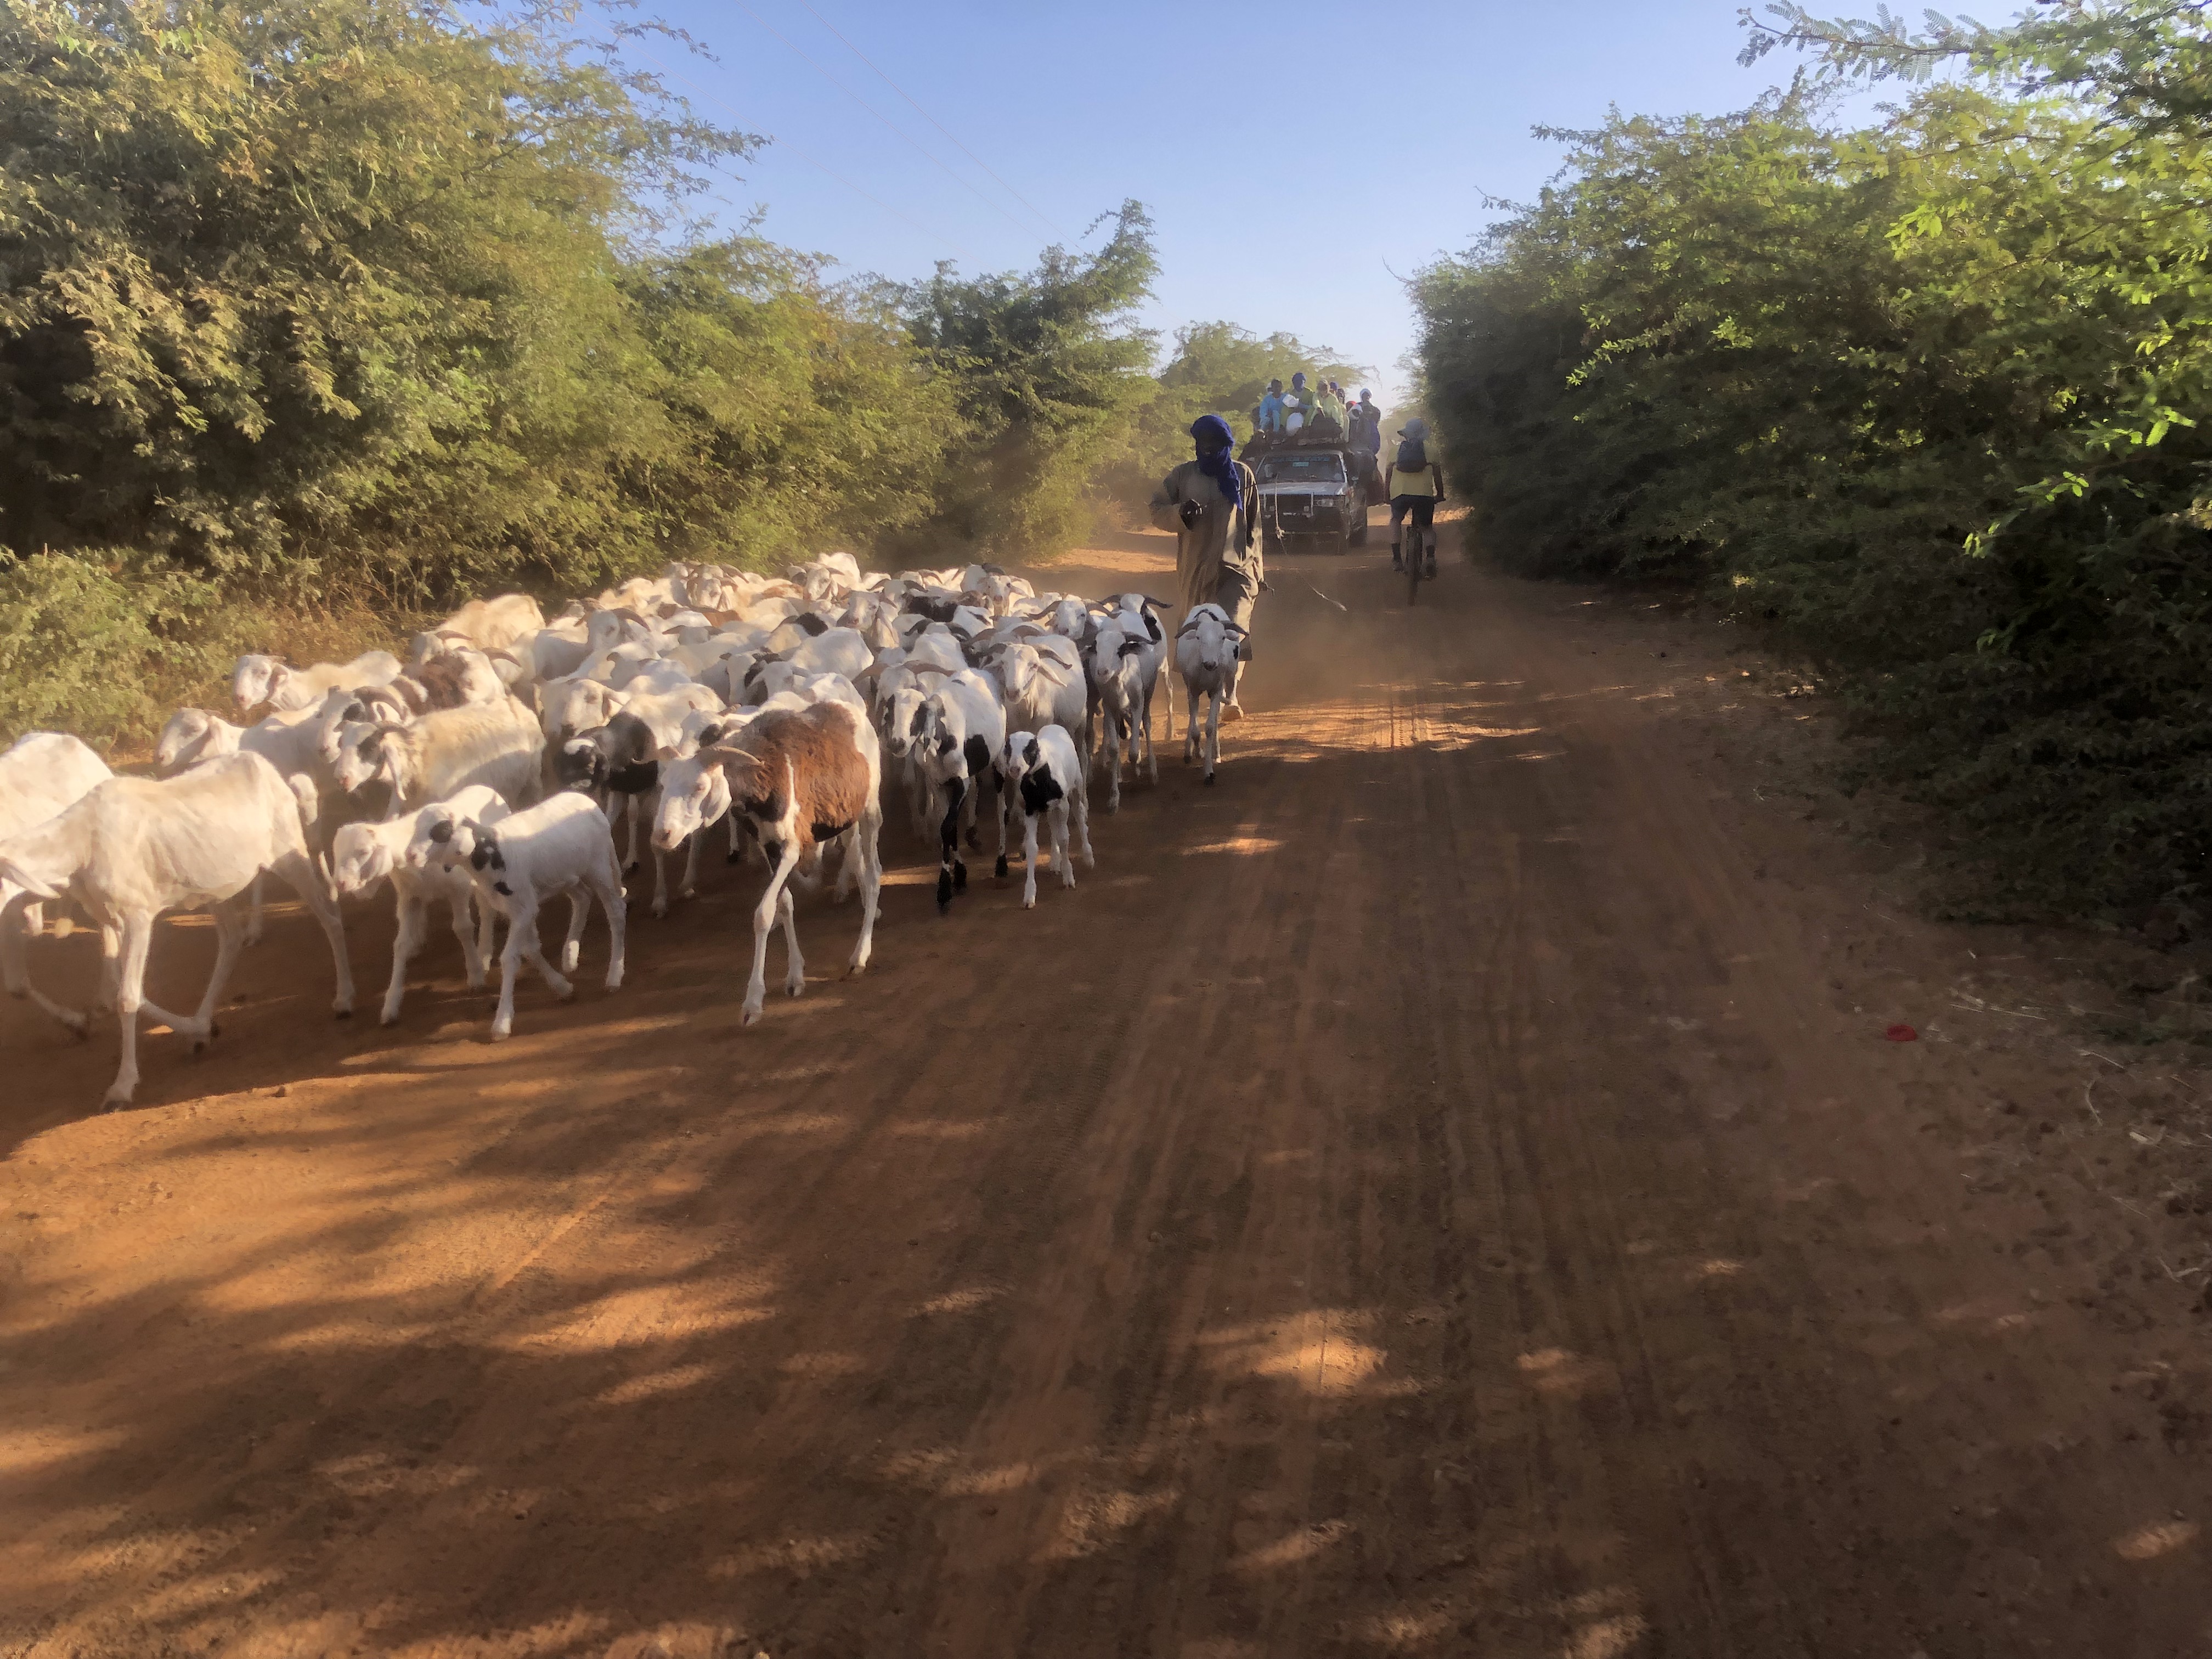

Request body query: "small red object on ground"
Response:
[1884, 1023, 1918, 1043]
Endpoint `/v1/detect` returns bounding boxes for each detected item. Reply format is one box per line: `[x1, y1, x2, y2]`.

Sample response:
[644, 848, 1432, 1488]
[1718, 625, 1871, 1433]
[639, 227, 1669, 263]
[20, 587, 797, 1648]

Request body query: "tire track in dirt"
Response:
[3, 529, 2208, 1659]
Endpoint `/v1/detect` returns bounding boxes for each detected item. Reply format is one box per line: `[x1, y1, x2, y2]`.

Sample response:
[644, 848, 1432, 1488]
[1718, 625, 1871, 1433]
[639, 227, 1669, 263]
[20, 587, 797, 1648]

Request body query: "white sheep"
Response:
[985, 634, 1086, 747]
[998, 727, 1093, 907]
[405, 791, 625, 1041]
[1175, 603, 1247, 785]
[331, 785, 512, 1024]
[0, 732, 114, 1028]
[231, 648, 403, 714]
[410, 593, 547, 662]
[333, 695, 543, 817]
[1083, 615, 1163, 811]
[0, 753, 354, 1107]
[913, 669, 1008, 912]
[155, 701, 339, 940]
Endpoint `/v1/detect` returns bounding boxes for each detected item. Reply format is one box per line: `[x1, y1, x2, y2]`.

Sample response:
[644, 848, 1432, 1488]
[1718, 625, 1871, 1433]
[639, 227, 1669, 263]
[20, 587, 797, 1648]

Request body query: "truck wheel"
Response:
[1346, 490, 1369, 549]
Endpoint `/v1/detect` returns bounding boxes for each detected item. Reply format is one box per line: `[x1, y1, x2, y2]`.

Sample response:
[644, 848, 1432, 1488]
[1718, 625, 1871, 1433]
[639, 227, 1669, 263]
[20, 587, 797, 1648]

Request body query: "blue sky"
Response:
[630, 0, 1834, 413]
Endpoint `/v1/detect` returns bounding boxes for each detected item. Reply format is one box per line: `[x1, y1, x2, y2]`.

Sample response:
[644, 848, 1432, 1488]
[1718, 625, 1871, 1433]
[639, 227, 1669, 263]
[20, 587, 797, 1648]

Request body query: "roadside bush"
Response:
[0, 551, 223, 746]
[1413, 2, 2212, 921]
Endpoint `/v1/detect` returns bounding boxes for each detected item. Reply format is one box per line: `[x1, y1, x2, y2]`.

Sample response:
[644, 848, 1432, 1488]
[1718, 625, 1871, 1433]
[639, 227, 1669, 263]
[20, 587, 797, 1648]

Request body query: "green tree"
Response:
[1415, 3, 2212, 917]
[0, 0, 747, 597]
[896, 201, 1160, 556]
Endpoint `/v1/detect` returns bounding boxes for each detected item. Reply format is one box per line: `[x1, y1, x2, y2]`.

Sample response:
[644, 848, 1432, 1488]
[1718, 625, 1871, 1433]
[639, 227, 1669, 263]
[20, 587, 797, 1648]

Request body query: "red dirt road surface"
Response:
[4, 532, 2209, 1658]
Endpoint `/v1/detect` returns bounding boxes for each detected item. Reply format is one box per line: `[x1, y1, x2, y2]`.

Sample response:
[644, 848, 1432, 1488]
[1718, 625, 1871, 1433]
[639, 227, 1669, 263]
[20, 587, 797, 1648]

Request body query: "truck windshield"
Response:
[1260, 453, 1345, 484]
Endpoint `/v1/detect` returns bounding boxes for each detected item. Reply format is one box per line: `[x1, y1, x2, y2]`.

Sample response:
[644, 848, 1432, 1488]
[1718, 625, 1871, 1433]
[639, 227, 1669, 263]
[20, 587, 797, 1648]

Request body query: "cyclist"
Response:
[1385, 418, 1445, 577]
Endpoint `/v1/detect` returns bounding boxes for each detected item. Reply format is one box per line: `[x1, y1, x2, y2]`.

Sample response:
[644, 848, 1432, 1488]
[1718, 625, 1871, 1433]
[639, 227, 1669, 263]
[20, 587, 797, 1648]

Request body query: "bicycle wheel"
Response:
[1407, 530, 1422, 605]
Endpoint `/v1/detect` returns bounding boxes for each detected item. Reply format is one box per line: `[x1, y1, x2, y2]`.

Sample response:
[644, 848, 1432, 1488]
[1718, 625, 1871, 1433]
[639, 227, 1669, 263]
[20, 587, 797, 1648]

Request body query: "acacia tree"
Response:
[898, 201, 1160, 556]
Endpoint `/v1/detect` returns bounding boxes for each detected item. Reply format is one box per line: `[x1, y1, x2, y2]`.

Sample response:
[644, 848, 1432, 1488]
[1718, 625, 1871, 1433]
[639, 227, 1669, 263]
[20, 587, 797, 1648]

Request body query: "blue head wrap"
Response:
[1190, 414, 1241, 512]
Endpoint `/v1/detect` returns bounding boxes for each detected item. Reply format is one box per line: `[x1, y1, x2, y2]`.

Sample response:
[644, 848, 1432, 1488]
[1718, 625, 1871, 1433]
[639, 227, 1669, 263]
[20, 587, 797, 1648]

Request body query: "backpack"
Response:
[1396, 437, 1428, 471]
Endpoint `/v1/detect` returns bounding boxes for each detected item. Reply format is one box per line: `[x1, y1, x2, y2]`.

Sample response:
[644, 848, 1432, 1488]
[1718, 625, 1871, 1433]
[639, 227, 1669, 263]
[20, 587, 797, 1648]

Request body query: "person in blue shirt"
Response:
[1255, 379, 1286, 435]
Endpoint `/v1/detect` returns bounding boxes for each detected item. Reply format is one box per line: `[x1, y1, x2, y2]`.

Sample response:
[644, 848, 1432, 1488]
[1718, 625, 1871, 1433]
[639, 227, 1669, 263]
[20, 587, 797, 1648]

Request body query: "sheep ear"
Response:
[0, 859, 62, 901]
[1024, 737, 1041, 766]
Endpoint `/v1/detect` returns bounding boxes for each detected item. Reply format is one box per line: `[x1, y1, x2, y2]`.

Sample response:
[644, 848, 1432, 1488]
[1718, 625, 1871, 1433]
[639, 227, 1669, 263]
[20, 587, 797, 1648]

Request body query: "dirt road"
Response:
[4, 532, 2208, 1658]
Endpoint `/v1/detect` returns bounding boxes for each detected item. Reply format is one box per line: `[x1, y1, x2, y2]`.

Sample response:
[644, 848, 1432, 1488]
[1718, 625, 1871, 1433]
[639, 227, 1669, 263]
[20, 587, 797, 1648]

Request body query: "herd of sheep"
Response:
[0, 554, 1254, 1109]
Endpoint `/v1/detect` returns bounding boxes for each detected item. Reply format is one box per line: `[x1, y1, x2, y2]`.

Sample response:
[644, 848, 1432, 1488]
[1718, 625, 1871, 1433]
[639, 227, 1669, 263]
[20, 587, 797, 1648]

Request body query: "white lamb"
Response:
[405, 792, 627, 1041]
[331, 785, 514, 1025]
[998, 727, 1093, 907]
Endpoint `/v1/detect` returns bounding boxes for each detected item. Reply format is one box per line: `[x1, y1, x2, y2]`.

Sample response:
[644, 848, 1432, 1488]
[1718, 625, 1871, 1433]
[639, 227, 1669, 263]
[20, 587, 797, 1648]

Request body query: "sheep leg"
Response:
[452, 888, 490, 990]
[743, 840, 802, 1024]
[561, 890, 588, 974]
[1204, 686, 1223, 784]
[270, 849, 355, 1017]
[178, 899, 246, 1049]
[1142, 679, 1160, 782]
[832, 826, 859, 903]
[489, 912, 526, 1041]
[104, 912, 156, 1109]
[595, 859, 628, 992]
[1075, 781, 1096, 868]
[1052, 798, 1075, 890]
[516, 902, 575, 1021]
[471, 893, 498, 988]
[846, 803, 882, 978]
[994, 773, 1013, 881]
[725, 802, 744, 864]
[650, 837, 672, 920]
[619, 792, 641, 875]
[245, 871, 266, 946]
[1104, 713, 1123, 814]
[936, 778, 967, 912]
[1183, 686, 1200, 765]
[382, 891, 430, 1025]
[1020, 810, 1041, 910]
[2, 901, 89, 1036]
[777, 885, 804, 998]
[680, 825, 704, 902]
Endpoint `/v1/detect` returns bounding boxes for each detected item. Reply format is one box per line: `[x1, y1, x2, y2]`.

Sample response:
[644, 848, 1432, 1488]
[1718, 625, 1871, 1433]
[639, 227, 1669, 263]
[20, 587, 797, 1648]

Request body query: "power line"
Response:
[725, 0, 1043, 247]
[630, 42, 974, 260]
[793, 0, 1067, 241]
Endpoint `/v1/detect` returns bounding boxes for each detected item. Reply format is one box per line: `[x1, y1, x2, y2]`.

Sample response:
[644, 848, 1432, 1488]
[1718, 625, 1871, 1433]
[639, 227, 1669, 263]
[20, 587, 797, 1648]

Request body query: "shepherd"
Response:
[1152, 414, 1261, 721]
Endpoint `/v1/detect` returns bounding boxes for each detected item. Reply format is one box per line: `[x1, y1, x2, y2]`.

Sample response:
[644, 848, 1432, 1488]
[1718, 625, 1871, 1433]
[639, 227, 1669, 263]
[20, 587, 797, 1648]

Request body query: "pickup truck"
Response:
[1245, 431, 1377, 552]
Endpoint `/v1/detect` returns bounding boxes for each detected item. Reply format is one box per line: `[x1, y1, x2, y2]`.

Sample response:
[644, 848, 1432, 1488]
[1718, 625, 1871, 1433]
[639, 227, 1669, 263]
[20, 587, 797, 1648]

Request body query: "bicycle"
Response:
[1391, 496, 1439, 605]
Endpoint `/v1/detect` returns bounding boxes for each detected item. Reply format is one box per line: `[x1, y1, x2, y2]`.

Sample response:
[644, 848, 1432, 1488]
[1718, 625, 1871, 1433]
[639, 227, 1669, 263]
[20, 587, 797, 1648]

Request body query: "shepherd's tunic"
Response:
[1150, 458, 1262, 631]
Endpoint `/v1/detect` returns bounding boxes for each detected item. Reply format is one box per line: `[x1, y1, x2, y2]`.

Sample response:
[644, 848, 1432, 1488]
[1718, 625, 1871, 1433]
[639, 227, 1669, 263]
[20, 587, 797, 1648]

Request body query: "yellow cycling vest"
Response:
[1390, 461, 1440, 499]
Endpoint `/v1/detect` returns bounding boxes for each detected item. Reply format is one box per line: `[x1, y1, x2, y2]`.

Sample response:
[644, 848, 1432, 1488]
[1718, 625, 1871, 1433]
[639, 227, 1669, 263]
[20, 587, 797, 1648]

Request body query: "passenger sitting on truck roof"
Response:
[1283, 372, 1310, 432]
[1256, 379, 1286, 434]
[1314, 381, 1348, 436]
